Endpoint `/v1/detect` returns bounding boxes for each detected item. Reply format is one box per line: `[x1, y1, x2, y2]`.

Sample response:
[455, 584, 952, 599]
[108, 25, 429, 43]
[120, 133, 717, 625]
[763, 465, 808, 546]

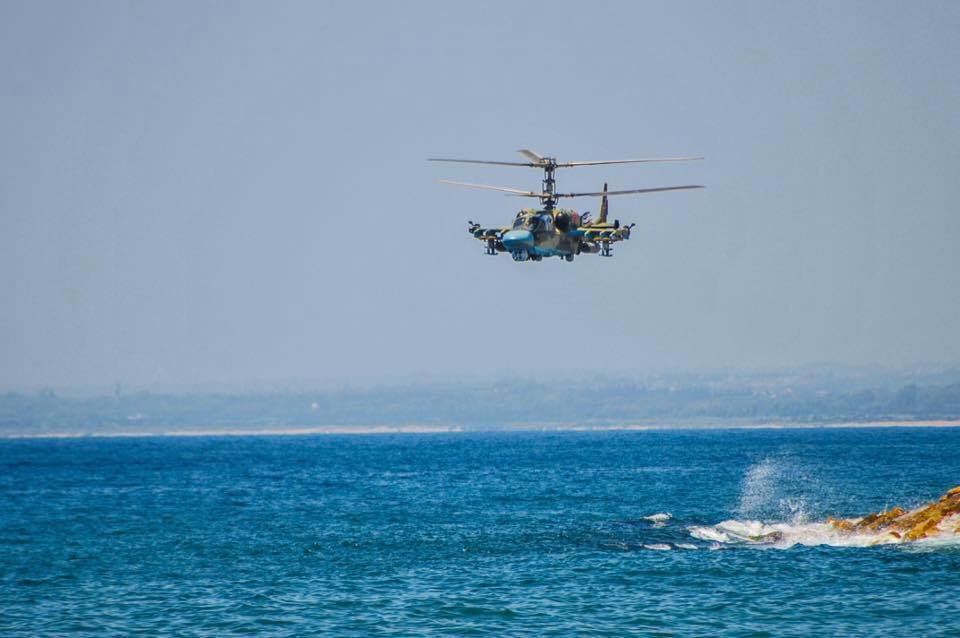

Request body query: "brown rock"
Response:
[828, 517, 854, 532]
[855, 507, 905, 531]
[906, 517, 940, 541]
[828, 486, 960, 542]
[758, 531, 784, 543]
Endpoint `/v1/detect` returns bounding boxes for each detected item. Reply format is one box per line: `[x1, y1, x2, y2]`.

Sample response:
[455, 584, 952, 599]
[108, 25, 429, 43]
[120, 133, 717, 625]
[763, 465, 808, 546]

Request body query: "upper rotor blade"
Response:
[556, 185, 704, 198]
[437, 180, 541, 197]
[557, 156, 703, 167]
[428, 158, 535, 167]
[517, 149, 545, 163]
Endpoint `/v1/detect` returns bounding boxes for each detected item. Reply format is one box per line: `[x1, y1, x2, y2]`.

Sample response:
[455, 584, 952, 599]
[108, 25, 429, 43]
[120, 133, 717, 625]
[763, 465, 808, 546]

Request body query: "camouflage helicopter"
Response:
[429, 149, 703, 262]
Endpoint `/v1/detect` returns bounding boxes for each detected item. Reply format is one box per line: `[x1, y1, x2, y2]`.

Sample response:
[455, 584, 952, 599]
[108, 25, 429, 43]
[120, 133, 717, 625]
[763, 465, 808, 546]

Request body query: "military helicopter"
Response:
[429, 149, 703, 262]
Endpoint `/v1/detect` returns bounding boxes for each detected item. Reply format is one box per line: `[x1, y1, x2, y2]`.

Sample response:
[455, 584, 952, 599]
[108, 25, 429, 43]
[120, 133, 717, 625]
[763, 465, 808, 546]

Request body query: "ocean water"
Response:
[2, 427, 959, 636]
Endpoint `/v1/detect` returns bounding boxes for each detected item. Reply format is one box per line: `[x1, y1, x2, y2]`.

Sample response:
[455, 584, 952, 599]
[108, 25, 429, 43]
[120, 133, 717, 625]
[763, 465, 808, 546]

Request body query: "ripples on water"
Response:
[1, 428, 959, 636]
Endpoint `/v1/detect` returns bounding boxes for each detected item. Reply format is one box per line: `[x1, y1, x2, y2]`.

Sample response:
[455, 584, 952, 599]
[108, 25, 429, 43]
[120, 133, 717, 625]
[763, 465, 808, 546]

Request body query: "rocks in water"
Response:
[828, 485, 960, 542]
[825, 517, 854, 533]
[756, 530, 784, 543]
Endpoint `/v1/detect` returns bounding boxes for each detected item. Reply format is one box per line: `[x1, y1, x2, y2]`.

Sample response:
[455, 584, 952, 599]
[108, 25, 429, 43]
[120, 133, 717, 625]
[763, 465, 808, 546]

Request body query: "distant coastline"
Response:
[4, 419, 960, 440]
[4, 372, 959, 439]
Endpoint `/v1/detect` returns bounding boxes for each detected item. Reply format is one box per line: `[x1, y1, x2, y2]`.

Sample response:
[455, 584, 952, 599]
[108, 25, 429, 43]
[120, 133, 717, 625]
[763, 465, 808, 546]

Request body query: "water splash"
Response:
[737, 458, 778, 517]
[690, 487, 960, 549]
[736, 457, 818, 524]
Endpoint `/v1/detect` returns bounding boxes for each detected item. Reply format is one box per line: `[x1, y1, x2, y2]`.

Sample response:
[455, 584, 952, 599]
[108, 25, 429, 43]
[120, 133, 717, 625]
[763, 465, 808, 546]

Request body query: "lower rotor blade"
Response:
[556, 185, 704, 198]
[437, 180, 541, 197]
[428, 158, 535, 166]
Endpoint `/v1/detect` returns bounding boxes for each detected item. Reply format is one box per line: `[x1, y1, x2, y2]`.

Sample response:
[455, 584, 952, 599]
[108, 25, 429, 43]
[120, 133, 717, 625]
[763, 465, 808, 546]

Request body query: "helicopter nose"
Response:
[502, 230, 533, 249]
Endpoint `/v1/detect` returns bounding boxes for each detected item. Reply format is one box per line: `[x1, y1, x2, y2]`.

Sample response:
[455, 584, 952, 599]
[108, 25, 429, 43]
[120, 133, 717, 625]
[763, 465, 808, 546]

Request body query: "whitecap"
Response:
[643, 512, 672, 522]
[688, 524, 735, 543]
[688, 518, 960, 549]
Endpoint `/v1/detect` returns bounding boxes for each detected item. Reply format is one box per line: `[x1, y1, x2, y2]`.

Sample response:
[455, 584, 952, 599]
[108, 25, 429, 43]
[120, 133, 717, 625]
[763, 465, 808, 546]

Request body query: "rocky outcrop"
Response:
[827, 486, 960, 541]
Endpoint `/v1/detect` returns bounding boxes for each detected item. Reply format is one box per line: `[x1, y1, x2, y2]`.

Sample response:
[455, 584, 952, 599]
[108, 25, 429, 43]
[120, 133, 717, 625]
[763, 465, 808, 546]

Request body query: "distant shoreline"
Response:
[3, 419, 960, 440]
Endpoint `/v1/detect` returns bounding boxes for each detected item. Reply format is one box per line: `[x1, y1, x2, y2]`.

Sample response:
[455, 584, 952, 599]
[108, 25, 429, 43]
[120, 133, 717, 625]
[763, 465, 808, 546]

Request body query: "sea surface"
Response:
[2, 427, 959, 636]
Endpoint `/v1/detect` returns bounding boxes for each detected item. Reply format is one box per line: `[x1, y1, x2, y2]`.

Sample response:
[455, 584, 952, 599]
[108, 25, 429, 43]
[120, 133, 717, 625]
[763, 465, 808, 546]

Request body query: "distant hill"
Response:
[3, 371, 960, 436]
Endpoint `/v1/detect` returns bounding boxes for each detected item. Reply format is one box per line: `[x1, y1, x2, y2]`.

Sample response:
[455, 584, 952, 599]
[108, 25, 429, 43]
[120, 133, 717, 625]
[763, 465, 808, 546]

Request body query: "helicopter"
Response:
[429, 149, 703, 262]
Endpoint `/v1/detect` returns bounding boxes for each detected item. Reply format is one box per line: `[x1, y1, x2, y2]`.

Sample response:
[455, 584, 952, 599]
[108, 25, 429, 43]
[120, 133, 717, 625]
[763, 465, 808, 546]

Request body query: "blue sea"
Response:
[2, 427, 959, 636]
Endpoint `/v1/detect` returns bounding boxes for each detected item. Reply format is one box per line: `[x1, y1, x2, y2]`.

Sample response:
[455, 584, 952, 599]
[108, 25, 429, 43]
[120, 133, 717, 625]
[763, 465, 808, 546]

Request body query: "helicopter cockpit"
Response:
[512, 214, 552, 232]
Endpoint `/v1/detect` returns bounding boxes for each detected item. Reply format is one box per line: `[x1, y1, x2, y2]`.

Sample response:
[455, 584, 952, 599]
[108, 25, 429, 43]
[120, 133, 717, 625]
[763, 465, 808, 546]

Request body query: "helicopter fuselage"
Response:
[469, 207, 630, 262]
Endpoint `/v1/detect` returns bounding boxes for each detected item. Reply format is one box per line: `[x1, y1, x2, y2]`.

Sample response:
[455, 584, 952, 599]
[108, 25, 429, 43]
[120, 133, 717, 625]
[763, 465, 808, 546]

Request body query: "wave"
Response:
[643, 512, 672, 522]
[689, 486, 960, 549]
[643, 512, 672, 528]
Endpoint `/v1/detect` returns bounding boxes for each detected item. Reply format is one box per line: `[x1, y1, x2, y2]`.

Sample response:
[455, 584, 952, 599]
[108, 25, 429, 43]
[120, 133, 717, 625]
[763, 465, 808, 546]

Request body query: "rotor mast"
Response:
[541, 158, 557, 211]
[428, 149, 704, 211]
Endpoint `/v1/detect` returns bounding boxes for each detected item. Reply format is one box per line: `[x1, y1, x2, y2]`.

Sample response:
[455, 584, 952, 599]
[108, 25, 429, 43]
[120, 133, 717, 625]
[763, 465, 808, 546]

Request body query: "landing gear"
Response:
[564, 254, 574, 262]
[511, 250, 529, 262]
[600, 240, 613, 257]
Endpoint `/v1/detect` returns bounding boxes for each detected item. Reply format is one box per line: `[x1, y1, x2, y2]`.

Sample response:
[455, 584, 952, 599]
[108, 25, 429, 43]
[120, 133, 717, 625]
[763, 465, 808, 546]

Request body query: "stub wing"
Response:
[468, 223, 510, 243]
[577, 223, 633, 243]
[467, 223, 511, 255]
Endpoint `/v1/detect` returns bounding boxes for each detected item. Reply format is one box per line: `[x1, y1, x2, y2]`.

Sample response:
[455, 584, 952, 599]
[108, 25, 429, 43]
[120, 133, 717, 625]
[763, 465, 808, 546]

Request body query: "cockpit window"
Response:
[513, 214, 551, 231]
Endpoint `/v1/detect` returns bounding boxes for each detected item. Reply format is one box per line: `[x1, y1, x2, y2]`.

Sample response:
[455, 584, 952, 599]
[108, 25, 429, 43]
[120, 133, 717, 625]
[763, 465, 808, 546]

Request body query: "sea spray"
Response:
[691, 486, 960, 549]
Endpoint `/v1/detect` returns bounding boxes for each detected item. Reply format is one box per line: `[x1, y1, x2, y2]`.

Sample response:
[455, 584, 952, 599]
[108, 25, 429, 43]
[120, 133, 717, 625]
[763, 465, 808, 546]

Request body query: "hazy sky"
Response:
[2, 1, 959, 392]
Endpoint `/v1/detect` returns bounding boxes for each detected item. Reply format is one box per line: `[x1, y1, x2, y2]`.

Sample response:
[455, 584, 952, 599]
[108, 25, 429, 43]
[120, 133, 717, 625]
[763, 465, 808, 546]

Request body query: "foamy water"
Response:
[688, 516, 960, 548]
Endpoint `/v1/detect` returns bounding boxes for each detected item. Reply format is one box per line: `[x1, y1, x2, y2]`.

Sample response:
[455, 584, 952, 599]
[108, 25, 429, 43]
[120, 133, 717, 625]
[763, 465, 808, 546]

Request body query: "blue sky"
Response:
[1, 1, 958, 391]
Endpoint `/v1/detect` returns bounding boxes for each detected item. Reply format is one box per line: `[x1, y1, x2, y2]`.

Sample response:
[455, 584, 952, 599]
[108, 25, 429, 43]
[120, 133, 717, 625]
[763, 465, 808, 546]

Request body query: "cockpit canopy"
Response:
[512, 213, 553, 232]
